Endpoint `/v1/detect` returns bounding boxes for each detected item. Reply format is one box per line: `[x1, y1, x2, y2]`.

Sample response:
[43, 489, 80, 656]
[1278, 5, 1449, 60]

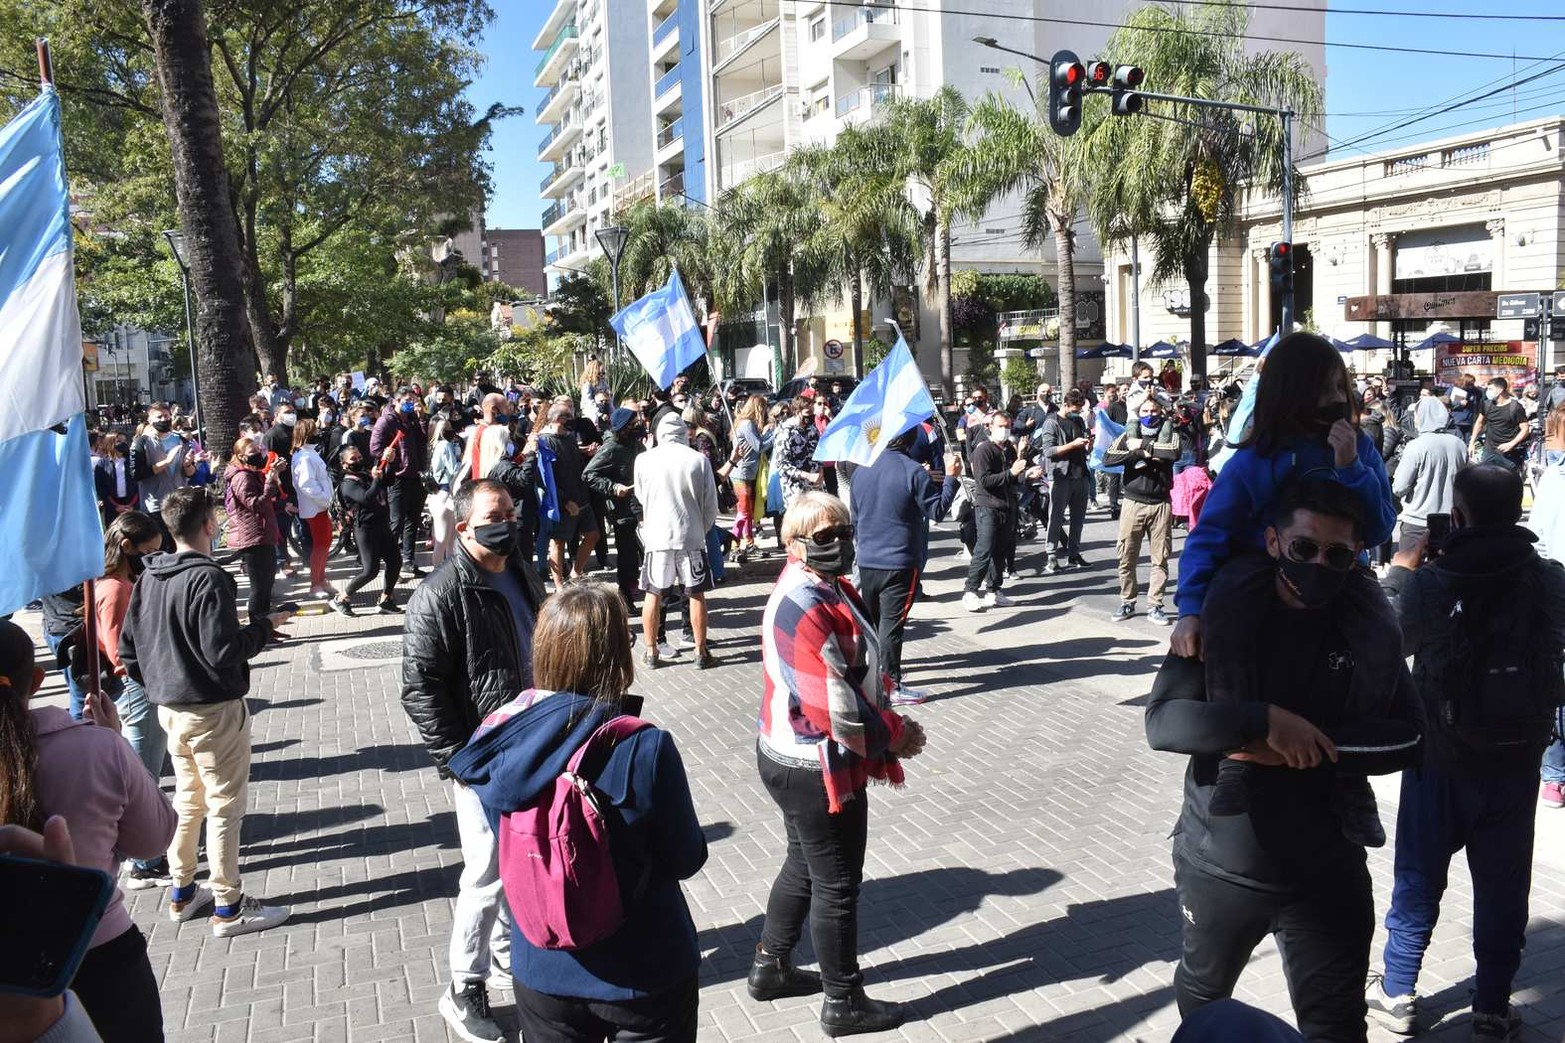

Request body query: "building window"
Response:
[809, 17, 825, 42]
[980, 66, 1000, 75]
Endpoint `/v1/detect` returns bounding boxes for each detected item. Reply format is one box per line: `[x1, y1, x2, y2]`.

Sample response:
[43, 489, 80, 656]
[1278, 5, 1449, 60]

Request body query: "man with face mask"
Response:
[584, 407, 648, 610]
[1041, 389, 1094, 573]
[1104, 394, 1180, 624]
[401, 478, 547, 1043]
[130, 404, 196, 550]
[1368, 465, 1565, 1040]
[961, 411, 1033, 612]
[1469, 377, 1530, 472]
[634, 412, 720, 668]
[372, 389, 432, 575]
[1145, 478, 1423, 1042]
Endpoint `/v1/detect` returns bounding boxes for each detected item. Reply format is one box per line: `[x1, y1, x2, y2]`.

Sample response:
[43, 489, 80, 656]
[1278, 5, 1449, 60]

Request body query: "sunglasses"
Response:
[809, 524, 854, 546]
[1284, 536, 1356, 572]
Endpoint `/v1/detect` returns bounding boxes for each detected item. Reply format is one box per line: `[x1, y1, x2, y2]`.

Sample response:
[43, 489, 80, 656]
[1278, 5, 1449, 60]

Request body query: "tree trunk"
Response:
[141, 0, 257, 454]
[937, 217, 953, 399]
[1054, 210, 1078, 391]
[1185, 245, 1211, 385]
[850, 268, 864, 377]
[779, 268, 797, 375]
[240, 197, 284, 383]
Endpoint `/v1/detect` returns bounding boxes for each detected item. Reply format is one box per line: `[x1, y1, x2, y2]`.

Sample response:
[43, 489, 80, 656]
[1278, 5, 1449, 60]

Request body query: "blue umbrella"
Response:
[1074, 344, 1104, 360]
[1099, 343, 1134, 359]
[1411, 331, 1462, 352]
[1329, 337, 1356, 354]
[1344, 332, 1396, 350]
[1144, 340, 1179, 358]
[1211, 338, 1255, 357]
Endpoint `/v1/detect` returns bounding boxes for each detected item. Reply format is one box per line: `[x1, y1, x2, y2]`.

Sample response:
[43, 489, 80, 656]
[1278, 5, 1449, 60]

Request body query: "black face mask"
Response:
[1275, 555, 1348, 609]
[1314, 404, 1346, 431]
[152, 420, 172, 433]
[472, 520, 517, 557]
[243, 451, 266, 469]
[127, 552, 145, 578]
[346, 459, 367, 473]
[802, 536, 854, 577]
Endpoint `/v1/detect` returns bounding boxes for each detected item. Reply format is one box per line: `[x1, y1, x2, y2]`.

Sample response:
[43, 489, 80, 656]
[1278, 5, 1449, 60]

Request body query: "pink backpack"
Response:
[499, 715, 650, 951]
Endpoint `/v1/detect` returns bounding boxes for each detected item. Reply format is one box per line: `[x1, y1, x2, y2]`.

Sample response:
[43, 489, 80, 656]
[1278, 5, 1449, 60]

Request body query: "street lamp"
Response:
[161, 230, 202, 432]
[596, 225, 629, 360]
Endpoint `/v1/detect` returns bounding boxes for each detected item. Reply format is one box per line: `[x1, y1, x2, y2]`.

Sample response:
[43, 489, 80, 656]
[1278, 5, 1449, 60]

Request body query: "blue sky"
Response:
[468, 1, 1565, 231]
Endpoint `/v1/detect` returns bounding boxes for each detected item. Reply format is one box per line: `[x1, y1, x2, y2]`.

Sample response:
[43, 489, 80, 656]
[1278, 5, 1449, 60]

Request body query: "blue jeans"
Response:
[43, 630, 85, 720]
[705, 525, 726, 581]
[1381, 768, 1537, 1013]
[1543, 707, 1565, 785]
[116, 677, 168, 871]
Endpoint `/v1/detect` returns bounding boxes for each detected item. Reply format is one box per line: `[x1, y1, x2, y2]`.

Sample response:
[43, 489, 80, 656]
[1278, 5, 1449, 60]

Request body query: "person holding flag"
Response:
[1103, 393, 1181, 625]
[609, 268, 708, 394]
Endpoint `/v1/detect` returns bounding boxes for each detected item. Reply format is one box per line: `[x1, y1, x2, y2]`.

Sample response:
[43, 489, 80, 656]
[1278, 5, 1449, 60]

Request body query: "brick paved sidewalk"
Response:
[23, 511, 1565, 1042]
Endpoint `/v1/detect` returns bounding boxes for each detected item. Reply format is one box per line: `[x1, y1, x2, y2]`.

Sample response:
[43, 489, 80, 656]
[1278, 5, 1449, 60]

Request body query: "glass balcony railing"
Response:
[537, 126, 560, 158]
[832, 6, 896, 42]
[835, 83, 899, 117]
[542, 201, 563, 229]
[655, 65, 681, 98]
[660, 171, 686, 199]
[534, 24, 578, 79]
[652, 12, 678, 47]
[535, 77, 576, 118]
[656, 118, 684, 149]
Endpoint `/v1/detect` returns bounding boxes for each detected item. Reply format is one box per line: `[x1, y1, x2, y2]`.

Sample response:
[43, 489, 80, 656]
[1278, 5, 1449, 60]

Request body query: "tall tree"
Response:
[614, 199, 714, 305]
[879, 86, 970, 398]
[1082, 1, 1321, 381]
[792, 126, 921, 376]
[955, 80, 1089, 388]
[139, 0, 255, 446]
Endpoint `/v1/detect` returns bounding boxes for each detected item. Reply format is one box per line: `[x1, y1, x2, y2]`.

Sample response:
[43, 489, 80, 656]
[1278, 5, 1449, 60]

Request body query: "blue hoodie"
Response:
[447, 691, 708, 1001]
[1174, 430, 1397, 618]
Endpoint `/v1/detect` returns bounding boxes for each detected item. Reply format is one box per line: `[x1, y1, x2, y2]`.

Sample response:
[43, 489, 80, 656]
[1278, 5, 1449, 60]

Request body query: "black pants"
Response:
[964, 506, 1012, 594]
[612, 518, 643, 608]
[73, 925, 164, 1043]
[591, 492, 612, 567]
[1048, 475, 1090, 558]
[857, 565, 917, 684]
[513, 977, 698, 1043]
[757, 749, 869, 999]
[1104, 473, 1122, 512]
[239, 543, 276, 620]
[344, 523, 401, 599]
[386, 474, 426, 564]
[1174, 856, 1373, 1043]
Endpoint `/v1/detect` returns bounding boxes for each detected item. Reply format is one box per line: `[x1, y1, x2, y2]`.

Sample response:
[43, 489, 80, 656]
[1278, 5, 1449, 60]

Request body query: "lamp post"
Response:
[596, 225, 629, 361]
[161, 230, 202, 432]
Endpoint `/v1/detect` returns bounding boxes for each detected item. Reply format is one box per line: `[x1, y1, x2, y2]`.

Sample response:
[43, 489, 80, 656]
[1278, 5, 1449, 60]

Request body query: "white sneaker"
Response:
[961, 592, 986, 612]
[982, 590, 1014, 608]
[210, 895, 290, 937]
[656, 642, 682, 659]
[168, 884, 214, 922]
[890, 685, 929, 706]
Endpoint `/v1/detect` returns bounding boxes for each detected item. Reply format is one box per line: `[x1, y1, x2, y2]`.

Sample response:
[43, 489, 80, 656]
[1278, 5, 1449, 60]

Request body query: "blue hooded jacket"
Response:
[447, 691, 708, 1001]
[1174, 430, 1396, 618]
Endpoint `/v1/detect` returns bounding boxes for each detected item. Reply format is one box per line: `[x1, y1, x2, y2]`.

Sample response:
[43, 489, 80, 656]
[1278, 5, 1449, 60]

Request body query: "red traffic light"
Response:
[1272, 241, 1291, 258]
[1086, 61, 1111, 86]
[1055, 60, 1084, 88]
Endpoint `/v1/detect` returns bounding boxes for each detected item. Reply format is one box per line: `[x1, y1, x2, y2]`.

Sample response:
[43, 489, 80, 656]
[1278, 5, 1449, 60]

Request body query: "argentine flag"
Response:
[814, 336, 936, 466]
[0, 88, 103, 616]
[1088, 406, 1124, 475]
[609, 269, 707, 390]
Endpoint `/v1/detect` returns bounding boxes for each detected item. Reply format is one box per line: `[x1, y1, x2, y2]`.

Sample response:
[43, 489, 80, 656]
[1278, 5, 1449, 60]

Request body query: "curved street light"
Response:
[161, 230, 203, 433]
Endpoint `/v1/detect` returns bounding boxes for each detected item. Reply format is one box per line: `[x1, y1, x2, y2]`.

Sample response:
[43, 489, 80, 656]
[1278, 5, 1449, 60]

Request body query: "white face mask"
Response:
[1486, 387, 1501, 402]
[990, 427, 1011, 443]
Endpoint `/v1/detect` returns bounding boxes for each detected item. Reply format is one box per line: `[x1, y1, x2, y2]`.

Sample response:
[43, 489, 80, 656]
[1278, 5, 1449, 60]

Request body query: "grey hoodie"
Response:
[1391, 398, 1469, 527]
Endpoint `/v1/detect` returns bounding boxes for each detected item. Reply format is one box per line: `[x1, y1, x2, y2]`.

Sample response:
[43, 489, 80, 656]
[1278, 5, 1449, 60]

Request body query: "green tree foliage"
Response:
[549, 272, 613, 336]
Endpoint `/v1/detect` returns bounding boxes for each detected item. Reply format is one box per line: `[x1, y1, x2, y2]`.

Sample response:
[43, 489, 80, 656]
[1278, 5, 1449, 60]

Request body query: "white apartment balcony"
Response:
[535, 76, 579, 125]
[834, 83, 899, 120]
[713, 17, 780, 74]
[540, 158, 585, 199]
[542, 198, 587, 238]
[657, 169, 686, 203]
[532, 0, 574, 51]
[537, 119, 582, 163]
[534, 23, 579, 88]
[722, 149, 786, 186]
[831, 6, 898, 61]
[654, 64, 683, 113]
[715, 82, 785, 135]
[655, 116, 685, 163]
[651, 9, 679, 60]
[551, 238, 597, 275]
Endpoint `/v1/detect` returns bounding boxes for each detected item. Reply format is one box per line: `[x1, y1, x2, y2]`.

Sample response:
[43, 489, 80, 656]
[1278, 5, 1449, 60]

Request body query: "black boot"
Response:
[747, 947, 821, 1001]
[820, 989, 906, 1037]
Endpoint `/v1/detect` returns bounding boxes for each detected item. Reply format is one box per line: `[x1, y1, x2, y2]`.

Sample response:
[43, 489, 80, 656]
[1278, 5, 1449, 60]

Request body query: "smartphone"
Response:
[1425, 513, 1452, 560]
[0, 855, 113, 997]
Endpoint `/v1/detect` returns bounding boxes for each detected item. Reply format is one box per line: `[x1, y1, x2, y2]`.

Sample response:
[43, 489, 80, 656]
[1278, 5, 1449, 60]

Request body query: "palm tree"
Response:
[955, 79, 1090, 388]
[879, 86, 970, 398]
[614, 199, 714, 304]
[1082, 1, 1322, 382]
[790, 126, 922, 375]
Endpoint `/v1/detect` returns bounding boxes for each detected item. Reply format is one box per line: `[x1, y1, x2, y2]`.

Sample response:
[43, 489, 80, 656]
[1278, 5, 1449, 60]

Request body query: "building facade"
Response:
[536, 0, 655, 283]
[483, 228, 548, 296]
[1102, 116, 1565, 376]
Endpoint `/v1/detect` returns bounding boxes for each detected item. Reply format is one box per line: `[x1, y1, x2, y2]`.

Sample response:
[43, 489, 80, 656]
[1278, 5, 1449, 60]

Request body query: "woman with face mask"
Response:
[751, 492, 928, 1038]
[331, 447, 402, 616]
[223, 436, 283, 622]
[1169, 333, 1397, 662]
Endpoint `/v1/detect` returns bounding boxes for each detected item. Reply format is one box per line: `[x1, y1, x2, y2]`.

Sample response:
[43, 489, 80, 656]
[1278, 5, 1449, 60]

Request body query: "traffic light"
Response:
[1085, 61, 1111, 89]
[1111, 65, 1145, 116]
[1268, 241, 1294, 297]
[1049, 49, 1085, 137]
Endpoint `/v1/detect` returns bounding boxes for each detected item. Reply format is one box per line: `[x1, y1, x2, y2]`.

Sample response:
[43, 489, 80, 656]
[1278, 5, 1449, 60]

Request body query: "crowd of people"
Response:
[4, 333, 1564, 1043]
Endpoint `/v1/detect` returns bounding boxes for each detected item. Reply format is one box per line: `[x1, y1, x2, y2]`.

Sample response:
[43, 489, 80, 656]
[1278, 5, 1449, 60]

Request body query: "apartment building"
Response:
[648, 0, 711, 207]
[482, 228, 548, 296]
[535, 0, 655, 283]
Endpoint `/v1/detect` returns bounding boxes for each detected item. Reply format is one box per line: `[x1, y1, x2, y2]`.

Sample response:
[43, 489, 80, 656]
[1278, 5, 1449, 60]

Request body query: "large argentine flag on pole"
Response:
[609, 269, 708, 389]
[813, 336, 936, 466]
[0, 87, 103, 616]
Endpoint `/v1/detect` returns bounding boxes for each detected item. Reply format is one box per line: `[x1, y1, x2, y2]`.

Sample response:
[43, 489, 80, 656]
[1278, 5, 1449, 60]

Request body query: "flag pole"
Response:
[39, 35, 104, 711]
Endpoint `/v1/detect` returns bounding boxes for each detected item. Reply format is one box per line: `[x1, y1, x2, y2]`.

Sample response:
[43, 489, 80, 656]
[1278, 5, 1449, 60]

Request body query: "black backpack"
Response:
[1439, 565, 1565, 758]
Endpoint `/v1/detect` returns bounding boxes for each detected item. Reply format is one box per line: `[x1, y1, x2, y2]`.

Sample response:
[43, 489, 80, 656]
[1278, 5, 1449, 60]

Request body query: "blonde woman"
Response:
[730, 395, 772, 561]
[580, 357, 610, 422]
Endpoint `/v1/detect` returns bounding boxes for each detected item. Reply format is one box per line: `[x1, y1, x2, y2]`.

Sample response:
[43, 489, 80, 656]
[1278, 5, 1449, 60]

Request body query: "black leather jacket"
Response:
[400, 544, 548, 778]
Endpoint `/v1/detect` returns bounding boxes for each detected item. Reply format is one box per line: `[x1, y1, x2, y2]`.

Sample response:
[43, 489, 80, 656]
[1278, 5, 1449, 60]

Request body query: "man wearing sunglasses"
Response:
[1146, 478, 1423, 1042]
[1368, 465, 1565, 1040]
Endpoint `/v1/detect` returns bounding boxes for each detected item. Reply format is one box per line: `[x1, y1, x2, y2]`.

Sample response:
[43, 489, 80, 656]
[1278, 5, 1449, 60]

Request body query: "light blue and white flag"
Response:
[813, 336, 936, 466]
[1088, 406, 1124, 475]
[0, 88, 102, 616]
[609, 268, 707, 390]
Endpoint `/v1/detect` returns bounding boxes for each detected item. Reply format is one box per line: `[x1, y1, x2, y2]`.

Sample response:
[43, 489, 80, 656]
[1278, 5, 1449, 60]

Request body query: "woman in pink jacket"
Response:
[0, 618, 177, 1042]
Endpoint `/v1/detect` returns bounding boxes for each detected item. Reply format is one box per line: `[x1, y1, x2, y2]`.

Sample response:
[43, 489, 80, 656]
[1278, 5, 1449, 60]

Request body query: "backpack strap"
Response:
[566, 716, 651, 780]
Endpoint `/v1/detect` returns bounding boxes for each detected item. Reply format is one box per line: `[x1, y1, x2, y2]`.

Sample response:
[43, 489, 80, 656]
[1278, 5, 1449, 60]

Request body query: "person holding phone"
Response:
[120, 487, 294, 939]
[0, 619, 176, 1041]
[222, 436, 282, 622]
